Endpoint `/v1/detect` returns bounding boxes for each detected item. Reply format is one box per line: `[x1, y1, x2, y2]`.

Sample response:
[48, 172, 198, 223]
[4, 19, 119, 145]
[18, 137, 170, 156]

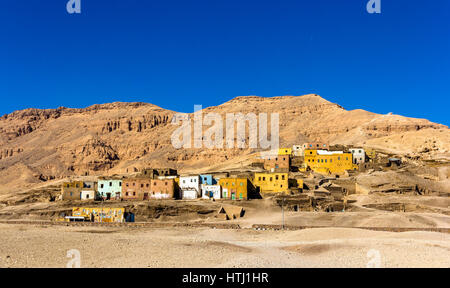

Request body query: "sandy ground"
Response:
[0, 223, 449, 268]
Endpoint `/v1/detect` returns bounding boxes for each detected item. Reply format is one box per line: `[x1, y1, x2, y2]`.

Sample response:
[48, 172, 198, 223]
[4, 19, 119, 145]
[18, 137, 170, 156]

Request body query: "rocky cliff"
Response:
[0, 94, 448, 193]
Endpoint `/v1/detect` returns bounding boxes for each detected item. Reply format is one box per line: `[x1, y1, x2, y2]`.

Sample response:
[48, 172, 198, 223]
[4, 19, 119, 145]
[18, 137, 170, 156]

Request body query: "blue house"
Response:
[200, 174, 216, 185]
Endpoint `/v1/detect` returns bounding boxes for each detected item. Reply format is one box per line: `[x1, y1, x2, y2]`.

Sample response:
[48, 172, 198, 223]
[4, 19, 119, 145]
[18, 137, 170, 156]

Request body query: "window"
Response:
[310, 151, 313, 154]
[270, 177, 273, 182]
[146, 184, 149, 188]
[282, 175, 285, 180]
[141, 184, 144, 188]
[165, 182, 168, 186]
[119, 182, 122, 186]
[258, 177, 261, 181]
[101, 184, 104, 188]
[126, 192, 129, 196]
[263, 177, 266, 181]
[133, 192, 136, 196]
[276, 175, 279, 180]
[109, 182, 112, 187]
[126, 183, 129, 187]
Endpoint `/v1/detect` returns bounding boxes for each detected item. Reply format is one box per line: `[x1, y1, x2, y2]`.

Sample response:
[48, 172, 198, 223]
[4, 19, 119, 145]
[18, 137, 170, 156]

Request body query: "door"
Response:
[106, 193, 111, 200]
[231, 189, 236, 200]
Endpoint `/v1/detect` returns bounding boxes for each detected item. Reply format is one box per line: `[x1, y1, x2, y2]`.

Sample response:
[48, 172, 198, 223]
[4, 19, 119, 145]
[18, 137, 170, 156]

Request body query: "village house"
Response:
[98, 178, 123, 200]
[122, 178, 152, 200]
[303, 149, 357, 175]
[62, 181, 84, 200]
[81, 181, 97, 201]
[293, 142, 329, 157]
[253, 172, 289, 194]
[150, 179, 175, 199]
[278, 148, 292, 156]
[141, 168, 178, 179]
[179, 175, 201, 199]
[261, 155, 290, 172]
[349, 148, 366, 164]
[201, 184, 222, 199]
[303, 142, 329, 150]
[218, 178, 249, 200]
[292, 145, 303, 156]
[365, 148, 377, 162]
[200, 174, 216, 185]
[72, 207, 126, 223]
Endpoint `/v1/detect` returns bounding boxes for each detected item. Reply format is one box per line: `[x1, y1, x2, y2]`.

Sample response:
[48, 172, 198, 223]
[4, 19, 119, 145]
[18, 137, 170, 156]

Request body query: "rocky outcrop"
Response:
[0, 95, 448, 191]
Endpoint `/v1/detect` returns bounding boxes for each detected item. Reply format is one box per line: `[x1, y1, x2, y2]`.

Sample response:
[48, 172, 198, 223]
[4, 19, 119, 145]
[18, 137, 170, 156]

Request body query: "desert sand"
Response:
[0, 223, 448, 268]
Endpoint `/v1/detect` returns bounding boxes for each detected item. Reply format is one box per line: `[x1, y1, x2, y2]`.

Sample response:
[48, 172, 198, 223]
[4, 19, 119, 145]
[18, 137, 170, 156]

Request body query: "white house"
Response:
[349, 148, 365, 164]
[292, 145, 303, 156]
[201, 184, 221, 200]
[180, 175, 201, 199]
[81, 190, 95, 201]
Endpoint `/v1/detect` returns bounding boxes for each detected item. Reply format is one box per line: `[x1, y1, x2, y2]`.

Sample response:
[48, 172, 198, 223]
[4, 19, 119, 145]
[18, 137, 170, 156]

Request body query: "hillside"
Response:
[0, 94, 448, 193]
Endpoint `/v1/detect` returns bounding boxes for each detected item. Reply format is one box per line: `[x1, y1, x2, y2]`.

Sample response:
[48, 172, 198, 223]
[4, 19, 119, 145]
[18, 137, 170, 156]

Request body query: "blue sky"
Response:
[1, 0, 449, 125]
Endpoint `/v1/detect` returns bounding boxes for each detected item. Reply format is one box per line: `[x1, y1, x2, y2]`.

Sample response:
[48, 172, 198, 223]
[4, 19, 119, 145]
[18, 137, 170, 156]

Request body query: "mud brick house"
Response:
[150, 179, 175, 199]
[62, 181, 84, 200]
[253, 172, 289, 194]
[122, 178, 152, 200]
[262, 155, 290, 172]
[218, 178, 249, 200]
[98, 178, 123, 200]
[141, 168, 178, 179]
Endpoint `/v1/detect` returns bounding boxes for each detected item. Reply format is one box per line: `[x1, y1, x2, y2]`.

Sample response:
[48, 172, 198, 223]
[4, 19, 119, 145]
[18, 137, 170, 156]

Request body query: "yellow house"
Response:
[278, 148, 292, 156]
[218, 178, 248, 200]
[304, 149, 357, 175]
[62, 181, 84, 200]
[366, 148, 376, 161]
[253, 172, 288, 194]
[72, 207, 125, 223]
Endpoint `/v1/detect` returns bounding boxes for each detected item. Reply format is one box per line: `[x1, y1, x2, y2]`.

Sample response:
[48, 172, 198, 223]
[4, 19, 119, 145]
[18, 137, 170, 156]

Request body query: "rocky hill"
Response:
[0, 94, 448, 193]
